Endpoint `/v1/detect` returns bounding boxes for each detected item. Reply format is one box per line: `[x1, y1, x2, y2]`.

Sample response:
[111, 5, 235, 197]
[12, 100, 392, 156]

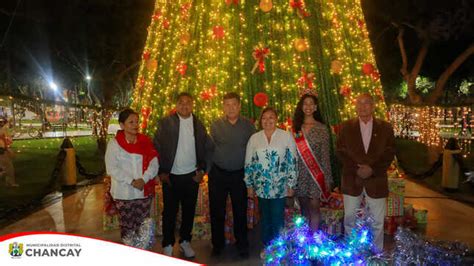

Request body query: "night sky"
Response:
[1, 0, 473, 101]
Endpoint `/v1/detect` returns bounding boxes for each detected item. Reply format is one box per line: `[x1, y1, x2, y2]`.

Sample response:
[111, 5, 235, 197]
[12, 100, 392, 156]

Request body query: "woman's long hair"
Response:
[292, 94, 324, 133]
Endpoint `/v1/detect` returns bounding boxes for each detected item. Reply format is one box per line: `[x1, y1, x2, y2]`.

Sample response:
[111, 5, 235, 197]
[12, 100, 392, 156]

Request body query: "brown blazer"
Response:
[336, 118, 395, 198]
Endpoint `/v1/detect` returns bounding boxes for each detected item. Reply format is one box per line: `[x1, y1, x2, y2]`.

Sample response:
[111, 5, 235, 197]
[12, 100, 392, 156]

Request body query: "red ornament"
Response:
[362, 63, 375, 75]
[251, 46, 270, 74]
[371, 71, 380, 81]
[142, 51, 151, 61]
[177, 62, 188, 76]
[213, 26, 225, 39]
[290, 0, 310, 18]
[152, 10, 162, 21]
[163, 18, 170, 29]
[253, 92, 269, 107]
[339, 85, 352, 97]
[168, 108, 176, 115]
[225, 0, 239, 5]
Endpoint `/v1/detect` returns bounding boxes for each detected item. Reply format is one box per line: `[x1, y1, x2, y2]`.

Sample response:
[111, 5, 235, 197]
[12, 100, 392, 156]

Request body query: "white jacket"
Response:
[105, 138, 159, 200]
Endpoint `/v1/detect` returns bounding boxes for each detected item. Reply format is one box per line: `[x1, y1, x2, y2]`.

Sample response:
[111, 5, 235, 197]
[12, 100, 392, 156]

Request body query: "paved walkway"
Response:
[1, 179, 473, 265]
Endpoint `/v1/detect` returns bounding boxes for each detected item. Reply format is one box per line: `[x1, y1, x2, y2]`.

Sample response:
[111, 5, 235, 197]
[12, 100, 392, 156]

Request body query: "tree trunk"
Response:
[96, 108, 111, 157]
[394, 24, 429, 105]
[407, 42, 429, 104]
[427, 42, 474, 104]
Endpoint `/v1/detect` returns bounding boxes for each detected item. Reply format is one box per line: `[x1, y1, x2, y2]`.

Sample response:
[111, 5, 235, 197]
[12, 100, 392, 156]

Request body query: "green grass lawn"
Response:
[0, 136, 105, 223]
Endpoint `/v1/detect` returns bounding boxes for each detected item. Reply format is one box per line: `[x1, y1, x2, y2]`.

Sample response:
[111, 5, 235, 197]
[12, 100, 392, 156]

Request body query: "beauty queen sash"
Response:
[294, 132, 330, 201]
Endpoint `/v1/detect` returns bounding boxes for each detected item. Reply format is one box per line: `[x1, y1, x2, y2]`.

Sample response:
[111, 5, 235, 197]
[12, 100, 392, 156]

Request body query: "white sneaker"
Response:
[163, 245, 173, 257]
[179, 241, 195, 258]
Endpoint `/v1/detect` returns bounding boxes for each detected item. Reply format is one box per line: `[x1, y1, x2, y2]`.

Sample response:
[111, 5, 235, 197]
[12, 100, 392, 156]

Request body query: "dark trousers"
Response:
[208, 165, 248, 251]
[258, 197, 285, 246]
[162, 171, 199, 247]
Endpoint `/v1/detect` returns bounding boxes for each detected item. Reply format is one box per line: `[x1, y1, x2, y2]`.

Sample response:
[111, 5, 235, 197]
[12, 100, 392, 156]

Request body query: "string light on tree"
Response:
[131, 0, 388, 135]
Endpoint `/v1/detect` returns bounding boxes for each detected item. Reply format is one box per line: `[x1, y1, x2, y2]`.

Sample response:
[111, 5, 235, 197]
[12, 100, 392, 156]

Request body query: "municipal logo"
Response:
[9, 242, 24, 258]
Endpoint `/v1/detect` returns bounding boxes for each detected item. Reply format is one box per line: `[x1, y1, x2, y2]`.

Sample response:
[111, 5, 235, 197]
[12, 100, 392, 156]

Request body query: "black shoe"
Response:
[211, 247, 222, 256]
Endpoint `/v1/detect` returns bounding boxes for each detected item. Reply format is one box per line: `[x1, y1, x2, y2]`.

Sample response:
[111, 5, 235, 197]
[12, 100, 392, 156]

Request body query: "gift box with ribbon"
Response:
[193, 216, 211, 240]
[386, 193, 404, 216]
[384, 216, 404, 235]
[327, 192, 344, 209]
[414, 209, 428, 224]
[388, 177, 405, 196]
[320, 207, 344, 237]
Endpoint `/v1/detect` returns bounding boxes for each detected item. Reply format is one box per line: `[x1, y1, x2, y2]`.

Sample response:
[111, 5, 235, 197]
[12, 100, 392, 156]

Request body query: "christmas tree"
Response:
[131, 0, 387, 134]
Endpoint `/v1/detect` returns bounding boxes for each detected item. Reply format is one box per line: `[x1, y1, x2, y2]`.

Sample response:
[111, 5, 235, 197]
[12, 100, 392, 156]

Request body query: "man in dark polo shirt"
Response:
[209, 92, 255, 257]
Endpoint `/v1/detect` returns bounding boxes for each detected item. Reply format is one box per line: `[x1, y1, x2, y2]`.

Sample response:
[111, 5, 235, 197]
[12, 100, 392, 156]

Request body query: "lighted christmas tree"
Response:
[131, 0, 387, 134]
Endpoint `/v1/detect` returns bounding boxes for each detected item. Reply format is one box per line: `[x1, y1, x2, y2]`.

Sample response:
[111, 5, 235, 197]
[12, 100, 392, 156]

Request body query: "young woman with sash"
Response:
[105, 108, 159, 246]
[293, 94, 333, 231]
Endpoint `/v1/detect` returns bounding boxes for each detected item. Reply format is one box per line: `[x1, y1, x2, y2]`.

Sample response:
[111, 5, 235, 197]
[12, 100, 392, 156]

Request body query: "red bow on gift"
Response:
[290, 0, 310, 18]
[251, 47, 270, 74]
[297, 69, 315, 90]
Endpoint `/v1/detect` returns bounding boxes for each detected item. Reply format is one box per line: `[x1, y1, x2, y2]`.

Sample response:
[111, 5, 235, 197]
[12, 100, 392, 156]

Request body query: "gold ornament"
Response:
[146, 59, 158, 71]
[259, 0, 273, 12]
[179, 32, 191, 45]
[293, 38, 309, 52]
[331, 60, 343, 74]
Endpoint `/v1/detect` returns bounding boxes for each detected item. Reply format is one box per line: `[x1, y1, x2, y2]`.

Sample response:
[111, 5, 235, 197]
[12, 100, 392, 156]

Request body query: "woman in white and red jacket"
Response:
[105, 108, 159, 244]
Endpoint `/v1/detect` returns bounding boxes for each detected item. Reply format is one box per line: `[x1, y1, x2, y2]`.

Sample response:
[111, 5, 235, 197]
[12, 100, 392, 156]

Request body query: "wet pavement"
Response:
[1, 179, 473, 265]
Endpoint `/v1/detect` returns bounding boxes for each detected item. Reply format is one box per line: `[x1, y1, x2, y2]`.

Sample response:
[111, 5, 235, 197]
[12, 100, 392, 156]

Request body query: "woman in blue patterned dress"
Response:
[244, 107, 297, 247]
[293, 94, 333, 231]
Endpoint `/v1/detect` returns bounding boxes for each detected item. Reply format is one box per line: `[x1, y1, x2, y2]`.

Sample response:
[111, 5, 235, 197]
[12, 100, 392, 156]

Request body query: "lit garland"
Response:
[263, 213, 384, 265]
[389, 104, 472, 155]
[131, 0, 388, 134]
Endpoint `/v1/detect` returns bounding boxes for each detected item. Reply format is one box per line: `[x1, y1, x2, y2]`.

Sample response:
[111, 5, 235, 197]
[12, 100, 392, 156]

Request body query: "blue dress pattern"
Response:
[244, 129, 297, 199]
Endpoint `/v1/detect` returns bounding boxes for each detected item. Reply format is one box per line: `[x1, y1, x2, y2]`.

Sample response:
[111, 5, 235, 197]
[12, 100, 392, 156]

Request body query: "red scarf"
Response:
[115, 130, 158, 197]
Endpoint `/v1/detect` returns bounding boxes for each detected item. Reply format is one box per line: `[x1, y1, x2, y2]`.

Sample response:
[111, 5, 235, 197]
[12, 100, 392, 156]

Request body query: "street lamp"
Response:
[85, 75, 92, 81]
[49, 81, 58, 91]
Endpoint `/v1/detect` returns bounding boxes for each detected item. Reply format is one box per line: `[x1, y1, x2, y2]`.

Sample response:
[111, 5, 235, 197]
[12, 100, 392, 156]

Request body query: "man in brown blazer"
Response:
[336, 93, 395, 252]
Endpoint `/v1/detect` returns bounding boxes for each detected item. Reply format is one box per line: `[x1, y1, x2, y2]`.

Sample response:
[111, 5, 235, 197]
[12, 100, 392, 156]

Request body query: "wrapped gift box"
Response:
[384, 216, 404, 235]
[193, 216, 211, 240]
[386, 193, 404, 216]
[320, 207, 344, 237]
[328, 192, 344, 209]
[388, 177, 405, 196]
[403, 203, 414, 217]
[195, 177, 210, 218]
[414, 209, 428, 224]
[247, 196, 259, 229]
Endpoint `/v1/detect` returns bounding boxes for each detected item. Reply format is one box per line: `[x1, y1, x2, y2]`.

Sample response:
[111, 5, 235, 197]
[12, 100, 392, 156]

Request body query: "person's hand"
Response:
[287, 188, 295, 197]
[192, 170, 205, 183]
[131, 178, 145, 190]
[247, 187, 255, 198]
[357, 164, 373, 179]
[159, 173, 171, 186]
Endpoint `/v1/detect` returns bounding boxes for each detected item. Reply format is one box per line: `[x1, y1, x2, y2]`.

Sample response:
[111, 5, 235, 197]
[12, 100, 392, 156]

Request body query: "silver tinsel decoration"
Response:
[122, 218, 156, 250]
[392, 227, 468, 265]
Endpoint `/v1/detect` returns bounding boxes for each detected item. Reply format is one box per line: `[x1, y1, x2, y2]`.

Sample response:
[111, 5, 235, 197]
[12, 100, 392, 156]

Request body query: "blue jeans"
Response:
[258, 197, 285, 246]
